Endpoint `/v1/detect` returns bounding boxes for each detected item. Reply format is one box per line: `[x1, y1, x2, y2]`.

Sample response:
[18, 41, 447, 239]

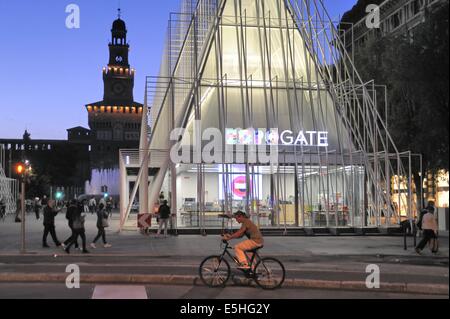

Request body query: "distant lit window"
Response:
[436, 170, 449, 208]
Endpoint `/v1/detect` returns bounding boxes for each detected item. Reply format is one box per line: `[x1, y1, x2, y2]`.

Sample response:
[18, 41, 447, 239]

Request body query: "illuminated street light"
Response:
[15, 163, 25, 176]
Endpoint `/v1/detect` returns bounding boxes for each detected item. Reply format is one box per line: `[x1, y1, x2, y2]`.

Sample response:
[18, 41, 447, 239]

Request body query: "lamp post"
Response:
[15, 162, 30, 254]
[20, 178, 25, 254]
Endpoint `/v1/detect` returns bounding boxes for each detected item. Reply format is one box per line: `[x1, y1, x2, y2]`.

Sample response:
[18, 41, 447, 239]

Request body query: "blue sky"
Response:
[0, 0, 357, 140]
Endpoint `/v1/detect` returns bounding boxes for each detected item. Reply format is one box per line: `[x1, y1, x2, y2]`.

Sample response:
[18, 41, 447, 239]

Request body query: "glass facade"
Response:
[169, 163, 366, 228]
[120, 0, 418, 232]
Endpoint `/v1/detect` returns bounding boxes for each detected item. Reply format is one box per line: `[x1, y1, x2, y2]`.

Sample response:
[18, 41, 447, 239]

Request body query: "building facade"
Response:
[0, 128, 91, 196]
[120, 0, 417, 233]
[340, 0, 446, 51]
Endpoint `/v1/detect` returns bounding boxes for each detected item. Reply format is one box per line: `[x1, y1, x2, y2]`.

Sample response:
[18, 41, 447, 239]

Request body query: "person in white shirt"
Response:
[99, 197, 107, 207]
[415, 206, 438, 254]
[89, 197, 97, 214]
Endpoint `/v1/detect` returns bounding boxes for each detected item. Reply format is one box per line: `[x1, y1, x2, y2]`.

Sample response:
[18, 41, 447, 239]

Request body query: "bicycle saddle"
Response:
[245, 246, 264, 253]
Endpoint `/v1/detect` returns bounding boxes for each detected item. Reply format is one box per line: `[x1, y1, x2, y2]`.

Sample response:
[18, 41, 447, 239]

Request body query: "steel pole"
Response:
[20, 179, 25, 254]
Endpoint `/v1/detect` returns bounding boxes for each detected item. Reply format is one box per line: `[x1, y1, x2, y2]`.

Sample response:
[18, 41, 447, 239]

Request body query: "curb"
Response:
[0, 252, 448, 259]
[0, 273, 447, 295]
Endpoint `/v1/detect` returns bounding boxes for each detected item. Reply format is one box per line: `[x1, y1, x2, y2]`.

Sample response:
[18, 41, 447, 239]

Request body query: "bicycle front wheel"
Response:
[254, 257, 285, 290]
[199, 256, 230, 288]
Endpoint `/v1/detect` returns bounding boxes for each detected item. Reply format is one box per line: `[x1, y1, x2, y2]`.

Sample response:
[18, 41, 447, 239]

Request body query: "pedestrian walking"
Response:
[41, 195, 48, 207]
[106, 198, 113, 218]
[34, 197, 41, 220]
[156, 200, 171, 237]
[63, 200, 79, 250]
[83, 199, 89, 214]
[64, 202, 89, 254]
[415, 206, 439, 255]
[99, 196, 107, 208]
[15, 195, 21, 223]
[89, 197, 97, 214]
[42, 199, 62, 248]
[90, 203, 112, 249]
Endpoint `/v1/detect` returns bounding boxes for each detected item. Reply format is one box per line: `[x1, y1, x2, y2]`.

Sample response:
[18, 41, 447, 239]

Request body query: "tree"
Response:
[26, 173, 51, 200]
[352, 2, 449, 175]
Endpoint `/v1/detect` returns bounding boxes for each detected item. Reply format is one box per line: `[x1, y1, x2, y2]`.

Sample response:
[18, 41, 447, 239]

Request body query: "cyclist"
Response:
[223, 210, 264, 270]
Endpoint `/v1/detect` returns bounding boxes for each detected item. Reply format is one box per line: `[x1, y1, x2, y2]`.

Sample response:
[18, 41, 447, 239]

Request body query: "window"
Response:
[114, 125, 124, 141]
[97, 130, 112, 140]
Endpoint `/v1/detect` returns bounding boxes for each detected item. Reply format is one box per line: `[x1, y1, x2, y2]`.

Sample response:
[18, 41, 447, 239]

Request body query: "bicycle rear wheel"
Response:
[254, 257, 285, 290]
[199, 256, 230, 288]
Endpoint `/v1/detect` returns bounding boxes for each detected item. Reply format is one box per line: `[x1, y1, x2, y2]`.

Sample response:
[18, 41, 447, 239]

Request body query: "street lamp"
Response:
[15, 163, 25, 175]
[14, 161, 31, 254]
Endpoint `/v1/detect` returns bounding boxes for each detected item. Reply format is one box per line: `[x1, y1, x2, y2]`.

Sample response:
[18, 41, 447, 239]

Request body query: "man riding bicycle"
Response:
[222, 210, 264, 270]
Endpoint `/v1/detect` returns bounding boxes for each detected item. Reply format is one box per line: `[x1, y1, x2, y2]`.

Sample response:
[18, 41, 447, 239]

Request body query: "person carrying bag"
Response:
[91, 203, 112, 249]
[415, 206, 439, 255]
[64, 204, 89, 254]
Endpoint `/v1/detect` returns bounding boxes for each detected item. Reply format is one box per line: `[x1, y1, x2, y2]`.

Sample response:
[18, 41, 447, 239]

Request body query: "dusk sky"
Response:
[0, 0, 357, 140]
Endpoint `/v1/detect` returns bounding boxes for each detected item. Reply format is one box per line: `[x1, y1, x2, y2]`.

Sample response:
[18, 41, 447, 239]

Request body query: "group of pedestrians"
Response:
[41, 199, 112, 254]
[83, 197, 113, 218]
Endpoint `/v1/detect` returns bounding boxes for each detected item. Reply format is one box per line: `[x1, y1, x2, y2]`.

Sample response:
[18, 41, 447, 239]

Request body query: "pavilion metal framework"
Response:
[0, 145, 18, 216]
[119, 0, 418, 232]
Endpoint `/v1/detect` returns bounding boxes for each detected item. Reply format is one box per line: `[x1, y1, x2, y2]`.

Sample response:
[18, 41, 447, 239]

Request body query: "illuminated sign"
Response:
[232, 175, 248, 198]
[226, 128, 328, 147]
[219, 165, 262, 200]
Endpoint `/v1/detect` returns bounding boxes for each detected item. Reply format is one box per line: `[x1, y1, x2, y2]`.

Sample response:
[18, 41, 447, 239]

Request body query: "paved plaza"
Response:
[0, 211, 447, 298]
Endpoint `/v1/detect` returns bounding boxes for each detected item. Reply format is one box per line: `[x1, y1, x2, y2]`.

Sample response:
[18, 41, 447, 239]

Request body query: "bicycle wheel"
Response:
[199, 256, 231, 288]
[254, 257, 285, 290]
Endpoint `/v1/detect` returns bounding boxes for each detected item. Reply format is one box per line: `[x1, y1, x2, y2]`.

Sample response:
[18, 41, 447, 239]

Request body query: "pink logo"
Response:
[232, 175, 251, 198]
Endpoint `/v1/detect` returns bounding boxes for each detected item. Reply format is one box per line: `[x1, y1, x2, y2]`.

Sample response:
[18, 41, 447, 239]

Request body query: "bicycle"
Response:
[199, 238, 285, 290]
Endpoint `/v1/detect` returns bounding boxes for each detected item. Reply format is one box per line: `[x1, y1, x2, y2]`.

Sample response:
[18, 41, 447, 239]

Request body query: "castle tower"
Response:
[86, 10, 143, 170]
